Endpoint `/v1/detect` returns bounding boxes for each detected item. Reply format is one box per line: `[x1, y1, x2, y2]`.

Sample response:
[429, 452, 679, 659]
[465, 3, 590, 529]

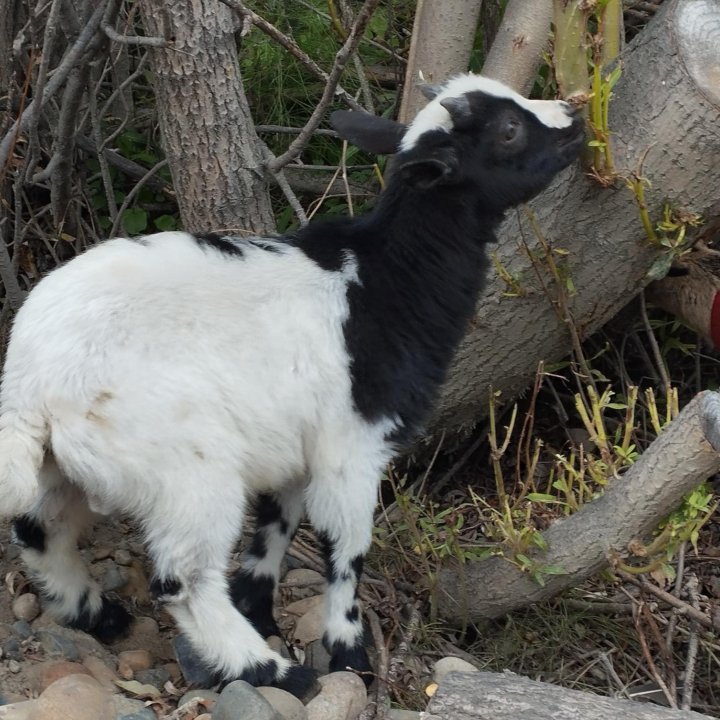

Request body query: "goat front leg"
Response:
[306, 438, 390, 685]
[229, 482, 305, 637]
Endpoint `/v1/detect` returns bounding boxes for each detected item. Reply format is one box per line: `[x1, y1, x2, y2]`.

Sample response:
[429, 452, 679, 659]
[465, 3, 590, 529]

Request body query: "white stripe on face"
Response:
[400, 74, 574, 151]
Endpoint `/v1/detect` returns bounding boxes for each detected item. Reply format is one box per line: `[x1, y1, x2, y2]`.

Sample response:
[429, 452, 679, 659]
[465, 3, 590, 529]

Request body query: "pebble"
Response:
[306, 672, 367, 720]
[101, 563, 128, 592]
[12, 593, 41, 623]
[117, 713, 156, 720]
[82, 656, 120, 693]
[195, 715, 213, 720]
[29, 660, 92, 693]
[174, 634, 218, 687]
[134, 666, 170, 688]
[214, 680, 282, 720]
[284, 595, 324, 618]
[111, 617, 166, 657]
[292, 599, 325, 645]
[284, 569, 325, 601]
[303, 640, 331, 676]
[177, 688, 219, 709]
[117, 650, 153, 679]
[387, 711, 422, 720]
[3, 637, 22, 661]
[8, 659, 21, 674]
[35, 674, 111, 720]
[12, 620, 33, 640]
[37, 630, 81, 662]
[258, 686, 308, 720]
[111, 694, 157, 720]
[118, 561, 151, 604]
[432, 656, 479, 684]
[267, 635, 293, 661]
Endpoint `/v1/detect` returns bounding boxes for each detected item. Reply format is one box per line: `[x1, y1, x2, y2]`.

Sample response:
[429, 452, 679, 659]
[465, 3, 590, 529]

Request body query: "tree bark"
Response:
[434, 0, 720, 434]
[437, 391, 720, 623]
[398, 0, 484, 124]
[426, 671, 714, 719]
[139, 0, 275, 235]
[480, 0, 553, 94]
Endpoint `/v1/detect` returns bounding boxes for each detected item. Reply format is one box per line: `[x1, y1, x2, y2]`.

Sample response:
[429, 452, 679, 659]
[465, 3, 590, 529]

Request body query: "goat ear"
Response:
[330, 110, 406, 155]
[396, 155, 457, 191]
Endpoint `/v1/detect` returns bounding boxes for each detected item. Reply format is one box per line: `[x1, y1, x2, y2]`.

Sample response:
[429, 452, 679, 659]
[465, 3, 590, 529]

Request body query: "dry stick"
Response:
[359, 608, 389, 720]
[640, 292, 671, 394]
[618, 570, 719, 632]
[0, 217, 24, 312]
[635, 605, 678, 708]
[256, 124, 338, 137]
[110, 159, 169, 237]
[257, 141, 308, 227]
[0, 0, 109, 169]
[268, 0, 381, 173]
[217, 0, 363, 112]
[681, 574, 700, 711]
[101, 22, 168, 46]
[664, 542, 686, 656]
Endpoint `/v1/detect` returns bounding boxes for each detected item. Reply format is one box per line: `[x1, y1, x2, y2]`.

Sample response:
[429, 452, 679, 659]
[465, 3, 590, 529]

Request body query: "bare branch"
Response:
[101, 22, 168, 47]
[268, 0, 382, 173]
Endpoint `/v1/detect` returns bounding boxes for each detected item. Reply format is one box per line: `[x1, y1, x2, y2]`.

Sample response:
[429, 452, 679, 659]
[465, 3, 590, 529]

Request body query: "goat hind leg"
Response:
[11, 456, 131, 642]
[229, 483, 305, 637]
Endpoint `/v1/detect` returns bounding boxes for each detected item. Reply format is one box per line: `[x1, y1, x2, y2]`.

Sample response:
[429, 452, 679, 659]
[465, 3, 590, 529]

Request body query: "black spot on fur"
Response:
[255, 493, 289, 535]
[150, 575, 182, 600]
[324, 636, 373, 686]
[346, 605, 360, 623]
[12, 515, 46, 552]
[350, 555, 363, 580]
[229, 570, 280, 638]
[317, 532, 337, 584]
[246, 238, 284, 253]
[194, 233, 245, 258]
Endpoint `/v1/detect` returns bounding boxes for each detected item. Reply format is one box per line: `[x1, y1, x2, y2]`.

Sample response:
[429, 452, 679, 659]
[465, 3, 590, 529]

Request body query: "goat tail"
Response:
[0, 410, 47, 517]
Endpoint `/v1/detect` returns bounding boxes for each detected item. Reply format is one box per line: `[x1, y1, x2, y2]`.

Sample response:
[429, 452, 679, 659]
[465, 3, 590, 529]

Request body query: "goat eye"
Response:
[502, 119, 519, 143]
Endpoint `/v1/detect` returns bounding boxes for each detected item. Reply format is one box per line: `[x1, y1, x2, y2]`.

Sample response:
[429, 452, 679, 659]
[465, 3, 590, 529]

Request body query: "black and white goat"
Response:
[0, 75, 583, 696]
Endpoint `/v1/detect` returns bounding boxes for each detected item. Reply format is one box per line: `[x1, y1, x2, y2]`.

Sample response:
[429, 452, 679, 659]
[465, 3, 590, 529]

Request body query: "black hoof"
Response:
[274, 665, 319, 700]
[67, 595, 132, 643]
[329, 643, 373, 687]
[174, 634, 222, 687]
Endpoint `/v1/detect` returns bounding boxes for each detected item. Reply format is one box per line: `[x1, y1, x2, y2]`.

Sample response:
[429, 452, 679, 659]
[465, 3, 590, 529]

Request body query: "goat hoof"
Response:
[173, 634, 222, 687]
[273, 665, 320, 700]
[330, 644, 373, 687]
[91, 597, 133, 643]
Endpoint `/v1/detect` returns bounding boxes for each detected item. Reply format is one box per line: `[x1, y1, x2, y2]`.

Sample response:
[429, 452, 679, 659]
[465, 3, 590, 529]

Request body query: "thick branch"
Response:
[437, 391, 720, 623]
[426, 671, 715, 720]
[480, 0, 553, 93]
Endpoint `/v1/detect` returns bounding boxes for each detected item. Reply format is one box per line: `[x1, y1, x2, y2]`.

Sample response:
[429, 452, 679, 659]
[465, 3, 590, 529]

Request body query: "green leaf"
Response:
[527, 493, 559, 504]
[645, 253, 674, 281]
[154, 214, 178, 232]
[122, 208, 148, 235]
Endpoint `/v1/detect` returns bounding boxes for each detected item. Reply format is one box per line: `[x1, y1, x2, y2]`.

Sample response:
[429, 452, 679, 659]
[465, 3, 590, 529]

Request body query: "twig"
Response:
[258, 141, 308, 227]
[89, 62, 118, 223]
[0, 0, 109, 170]
[681, 574, 700, 711]
[640, 292, 671, 395]
[268, 0, 382, 173]
[358, 608, 388, 720]
[217, 0, 363, 112]
[102, 23, 168, 47]
[634, 604, 677, 708]
[256, 124, 338, 137]
[619, 569, 719, 631]
[0, 217, 25, 311]
[110, 158, 169, 237]
[664, 541, 686, 654]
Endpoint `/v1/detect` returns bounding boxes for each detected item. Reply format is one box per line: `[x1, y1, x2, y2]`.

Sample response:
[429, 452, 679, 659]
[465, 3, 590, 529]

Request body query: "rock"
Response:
[258, 687, 308, 720]
[116, 713, 156, 720]
[113, 549, 132, 566]
[177, 688, 219, 709]
[117, 650, 153, 679]
[29, 660, 92, 693]
[214, 681, 282, 720]
[35, 674, 112, 720]
[303, 640, 331, 676]
[174, 634, 218, 687]
[162, 662, 181, 682]
[0, 699, 38, 719]
[432, 656, 479, 685]
[118, 561, 151, 604]
[292, 600, 325, 645]
[112, 616, 169, 659]
[82, 656, 119, 693]
[387, 711, 422, 720]
[3, 637, 22, 661]
[195, 715, 213, 720]
[134, 667, 170, 689]
[12, 620, 34, 639]
[12, 594, 40, 622]
[37, 630, 81, 662]
[267, 635, 293, 661]
[8, 659, 21, 673]
[284, 595, 324, 618]
[110, 693, 157, 720]
[284, 569, 325, 601]
[306, 672, 367, 720]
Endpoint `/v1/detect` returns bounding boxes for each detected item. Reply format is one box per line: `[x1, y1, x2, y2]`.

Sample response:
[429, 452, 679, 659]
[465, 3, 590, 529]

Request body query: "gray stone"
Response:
[388, 711, 422, 720]
[12, 593, 41, 622]
[134, 667, 170, 689]
[174, 634, 218, 687]
[303, 639, 331, 676]
[214, 681, 282, 720]
[101, 563, 128, 592]
[37, 630, 81, 661]
[432, 656, 479, 685]
[284, 569, 324, 601]
[12, 620, 33, 639]
[257, 686, 308, 720]
[306, 672, 367, 720]
[117, 712, 157, 720]
[3, 637, 22, 661]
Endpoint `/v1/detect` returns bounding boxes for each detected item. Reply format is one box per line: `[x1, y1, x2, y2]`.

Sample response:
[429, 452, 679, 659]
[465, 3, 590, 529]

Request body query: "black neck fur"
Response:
[294, 174, 502, 445]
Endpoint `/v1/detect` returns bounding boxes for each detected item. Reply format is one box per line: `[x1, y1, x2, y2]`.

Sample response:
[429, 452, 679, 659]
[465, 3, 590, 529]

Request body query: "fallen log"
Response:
[437, 391, 720, 623]
[425, 671, 714, 720]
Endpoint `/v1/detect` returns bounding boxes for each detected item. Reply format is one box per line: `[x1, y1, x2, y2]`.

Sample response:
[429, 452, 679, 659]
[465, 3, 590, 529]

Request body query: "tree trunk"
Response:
[480, 0, 553, 93]
[398, 0, 484, 124]
[437, 391, 720, 623]
[139, 0, 275, 235]
[434, 0, 720, 434]
[426, 671, 714, 719]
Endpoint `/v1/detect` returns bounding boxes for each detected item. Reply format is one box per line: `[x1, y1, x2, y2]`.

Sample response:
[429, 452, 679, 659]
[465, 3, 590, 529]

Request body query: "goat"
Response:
[0, 74, 584, 697]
